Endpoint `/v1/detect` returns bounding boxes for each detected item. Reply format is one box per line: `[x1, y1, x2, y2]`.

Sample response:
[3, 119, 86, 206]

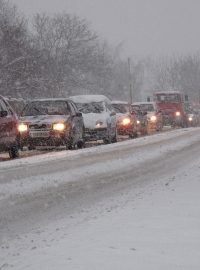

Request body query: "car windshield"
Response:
[139, 104, 155, 112]
[7, 99, 26, 115]
[156, 94, 181, 103]
[112, 104, 129, 113]
[131, 105, 140, 112]
[22, 100, 70, 116]
[75, 102, 104, 114]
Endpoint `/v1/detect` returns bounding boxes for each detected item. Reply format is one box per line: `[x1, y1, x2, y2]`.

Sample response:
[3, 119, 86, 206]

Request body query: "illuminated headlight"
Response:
[18, 123, 28, 132]
[188, 117, 193, 121]
[53, 123, 65, 131]
[150, 115, 157, 122]
[96, 121, 103, 128]
[175, 111, 181, 117]
[122, 118, 131, 125]
[137, 120, 140, 124]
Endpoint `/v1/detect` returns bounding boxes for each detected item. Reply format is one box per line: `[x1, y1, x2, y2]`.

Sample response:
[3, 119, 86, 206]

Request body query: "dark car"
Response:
[130, 104, 148, 135]
[184, 105, 200, 127]
[132, 102, 163, 132]
[18, 98, 85, 150]
[0, 95, 19, 158]
[111, 101, 138, 138]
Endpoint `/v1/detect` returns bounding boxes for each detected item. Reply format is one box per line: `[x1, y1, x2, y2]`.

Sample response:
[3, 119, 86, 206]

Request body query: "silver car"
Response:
[69, 95, 117, 144]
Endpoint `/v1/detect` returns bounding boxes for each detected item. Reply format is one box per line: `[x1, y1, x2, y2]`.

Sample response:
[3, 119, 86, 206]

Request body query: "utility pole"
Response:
[128, 57, 132, 104]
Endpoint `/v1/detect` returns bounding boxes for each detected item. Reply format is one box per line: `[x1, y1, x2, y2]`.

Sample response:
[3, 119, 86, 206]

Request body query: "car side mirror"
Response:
[0, 110, 8, 117]
[76, 112, 82, 117]
[110, 111, 116, 116]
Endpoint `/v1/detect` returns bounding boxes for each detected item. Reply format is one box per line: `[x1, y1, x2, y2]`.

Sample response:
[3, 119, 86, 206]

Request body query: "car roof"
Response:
[69, 95, 110, 103]
[154, 91, 181, 95]
[111, 100, 128, 105]
[27, 98, 70, 102]
[132, 102, 156, 105]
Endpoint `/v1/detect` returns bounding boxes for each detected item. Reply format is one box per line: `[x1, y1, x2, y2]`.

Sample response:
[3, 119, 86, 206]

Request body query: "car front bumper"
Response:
[117, 124, 136, 135]
[19, 129, 70, 147]
[84, 128, 108, 141]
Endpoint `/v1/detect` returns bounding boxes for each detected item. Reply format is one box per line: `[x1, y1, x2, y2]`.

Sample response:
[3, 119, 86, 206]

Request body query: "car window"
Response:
[75, 102, 104, 114]
[0, 100, 5, 111]
[70, 102, 78, 112]
[22, 100, 70, 116]
[0, 100, 9, 113]
[106, 102, 113, 112]
[139, 104, 155, 112]
[68, 102, 76, 115]
[156, 94, 181, 103]
[112, 104, 129, 113]
[7, 99, 25, 115]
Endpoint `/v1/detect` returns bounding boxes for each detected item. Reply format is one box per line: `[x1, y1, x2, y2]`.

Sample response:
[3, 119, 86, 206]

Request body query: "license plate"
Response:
[30, 131, 49, 138]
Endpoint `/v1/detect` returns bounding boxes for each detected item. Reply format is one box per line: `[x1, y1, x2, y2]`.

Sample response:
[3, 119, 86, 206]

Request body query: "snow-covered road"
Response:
[1, 128, 200, 269]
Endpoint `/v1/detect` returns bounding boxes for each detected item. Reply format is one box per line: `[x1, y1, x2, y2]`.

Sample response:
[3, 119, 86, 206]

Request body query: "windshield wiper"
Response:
[33, 107, 48, 115]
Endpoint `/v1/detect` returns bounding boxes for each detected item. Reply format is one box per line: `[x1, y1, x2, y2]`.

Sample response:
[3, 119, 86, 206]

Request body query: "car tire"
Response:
[9, 146, 19, 159]
[66, 142, 73, 150]
[111, 131, 117, 143]
[77, 140, 85, 149]
[129, 131, 138, 139]
[28, 145, 36, 151]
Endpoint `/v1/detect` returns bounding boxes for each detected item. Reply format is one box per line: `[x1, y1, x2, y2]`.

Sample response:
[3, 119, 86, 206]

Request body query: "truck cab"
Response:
[154, 91, 187, 127]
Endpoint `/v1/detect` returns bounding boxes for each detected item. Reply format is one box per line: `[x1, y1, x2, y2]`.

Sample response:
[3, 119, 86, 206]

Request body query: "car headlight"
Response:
[175, 111, 181, 117]
[188, 117, 193, 121]
[96, 121, 103, 128]
[53, 123, 65, 131]
[150, 115, 157, 122]
[18, 123, 28, 132]
[122, 117, 131, 125]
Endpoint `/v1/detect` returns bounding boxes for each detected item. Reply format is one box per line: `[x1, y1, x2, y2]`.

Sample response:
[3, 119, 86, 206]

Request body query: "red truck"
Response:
[154, 91, 187, 127]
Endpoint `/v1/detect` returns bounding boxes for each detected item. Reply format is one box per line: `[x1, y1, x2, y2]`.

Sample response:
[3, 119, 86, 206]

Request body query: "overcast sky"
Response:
[11, 0, 200, 57]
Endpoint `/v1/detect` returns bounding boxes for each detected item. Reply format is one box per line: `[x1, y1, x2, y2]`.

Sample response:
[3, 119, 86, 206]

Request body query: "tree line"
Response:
[1, 0, 200, 103]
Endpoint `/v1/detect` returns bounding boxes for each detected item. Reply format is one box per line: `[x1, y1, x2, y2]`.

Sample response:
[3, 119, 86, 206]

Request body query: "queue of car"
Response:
[1, 93, 200, 159]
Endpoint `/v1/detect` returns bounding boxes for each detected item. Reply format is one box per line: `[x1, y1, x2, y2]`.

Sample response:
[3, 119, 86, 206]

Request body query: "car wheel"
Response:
[103, 137, 111, 144]
[77, 140, 85, 149]
[28, 145, 36, 151]
[9, 146, 19, 159]
[66, 142, 73, 150]
[111, 131, 117, 143]
[129, 132, 138, 139]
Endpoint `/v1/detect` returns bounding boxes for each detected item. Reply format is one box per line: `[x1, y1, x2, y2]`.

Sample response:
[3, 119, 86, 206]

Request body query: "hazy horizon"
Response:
[11, 0, 200, 58]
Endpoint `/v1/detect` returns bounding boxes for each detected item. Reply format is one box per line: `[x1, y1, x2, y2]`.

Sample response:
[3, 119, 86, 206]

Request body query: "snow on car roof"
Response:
[111, 100, 128, 105]
[69, 95, 110, 103]
[154, 91, 181, 94]
[27, 98, 70, 102]
[132, 101, 156, 105]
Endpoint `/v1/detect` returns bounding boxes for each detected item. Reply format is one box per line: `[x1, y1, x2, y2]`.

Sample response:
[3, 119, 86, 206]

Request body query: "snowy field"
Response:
[1, 128, 200, 269]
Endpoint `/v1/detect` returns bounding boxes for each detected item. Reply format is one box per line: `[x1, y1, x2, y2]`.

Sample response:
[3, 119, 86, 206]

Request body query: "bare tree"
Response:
[0, 0, 33, 97]
[32, 13, 99, 97]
